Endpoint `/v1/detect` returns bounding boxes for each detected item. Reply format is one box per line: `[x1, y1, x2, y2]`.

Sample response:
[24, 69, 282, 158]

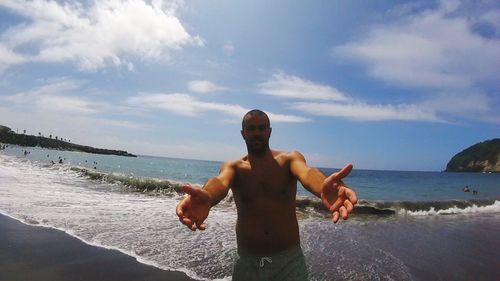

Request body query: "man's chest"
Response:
[233, 163, 296, 199]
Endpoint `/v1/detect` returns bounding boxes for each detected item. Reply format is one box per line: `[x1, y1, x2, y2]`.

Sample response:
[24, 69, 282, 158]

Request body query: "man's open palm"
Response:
[321, 164, 358, 223]
[176, 185, 211, 231]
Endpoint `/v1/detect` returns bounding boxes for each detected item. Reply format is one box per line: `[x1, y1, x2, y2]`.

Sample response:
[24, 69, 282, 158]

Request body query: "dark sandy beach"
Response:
[0, 214, 198, 281]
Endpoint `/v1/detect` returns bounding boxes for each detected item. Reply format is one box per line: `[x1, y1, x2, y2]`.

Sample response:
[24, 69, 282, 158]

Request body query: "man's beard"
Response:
[245, 138, 269, 155]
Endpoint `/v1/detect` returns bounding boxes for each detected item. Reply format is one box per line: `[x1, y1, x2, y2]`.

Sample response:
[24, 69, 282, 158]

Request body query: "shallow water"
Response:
[1, 146, 499, 280]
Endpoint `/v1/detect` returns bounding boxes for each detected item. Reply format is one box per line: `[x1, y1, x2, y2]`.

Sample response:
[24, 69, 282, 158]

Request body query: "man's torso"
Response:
[229, 150, 300, 255]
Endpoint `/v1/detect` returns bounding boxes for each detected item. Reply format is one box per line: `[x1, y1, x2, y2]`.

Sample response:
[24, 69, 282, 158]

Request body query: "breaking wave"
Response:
[70, 166, 188, 194]
[70, 166, 500, 218]
[295, 197, 500, 217]
[350, 199, 498, 217]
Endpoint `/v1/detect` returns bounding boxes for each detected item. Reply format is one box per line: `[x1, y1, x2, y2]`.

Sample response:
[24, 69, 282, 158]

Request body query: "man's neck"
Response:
[247, 148, 273, 162]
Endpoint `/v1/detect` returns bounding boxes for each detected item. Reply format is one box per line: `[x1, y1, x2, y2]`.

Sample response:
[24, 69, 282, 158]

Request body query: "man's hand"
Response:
[176, 185, 212, 231]
[321, 164, 357, 223]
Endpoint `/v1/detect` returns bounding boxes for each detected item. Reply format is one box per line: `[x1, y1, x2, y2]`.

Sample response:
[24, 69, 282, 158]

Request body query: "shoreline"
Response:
[0, 128, 137, 157]
[0, 213, 198, 281]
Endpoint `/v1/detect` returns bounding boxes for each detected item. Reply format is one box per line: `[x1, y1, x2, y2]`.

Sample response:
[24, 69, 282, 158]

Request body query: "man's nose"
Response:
[249, 131, 261, 138]
[251, 129, 265, 136]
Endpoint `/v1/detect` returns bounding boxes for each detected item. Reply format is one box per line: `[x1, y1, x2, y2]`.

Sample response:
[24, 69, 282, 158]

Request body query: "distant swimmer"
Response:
[176, 109, 357, 280]
[59, 159, 63, 164]
[463, 186, 470, 192]
[473, 190, 478, 195]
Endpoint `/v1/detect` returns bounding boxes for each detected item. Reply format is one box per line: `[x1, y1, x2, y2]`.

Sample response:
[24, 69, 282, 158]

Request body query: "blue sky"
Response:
[0, 0, 498, 171]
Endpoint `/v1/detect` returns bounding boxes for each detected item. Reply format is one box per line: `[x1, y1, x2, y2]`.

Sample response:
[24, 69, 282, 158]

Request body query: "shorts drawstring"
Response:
[259, 257, 272, 268]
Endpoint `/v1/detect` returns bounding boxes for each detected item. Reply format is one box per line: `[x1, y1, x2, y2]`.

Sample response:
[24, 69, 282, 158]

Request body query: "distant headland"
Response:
[0, 125, 136, 157]
[445, 138, 500, 173]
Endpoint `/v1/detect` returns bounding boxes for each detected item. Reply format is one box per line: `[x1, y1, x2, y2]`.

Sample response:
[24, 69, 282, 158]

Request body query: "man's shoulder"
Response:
[220, 157, 248, 169]
[273, 150, 304, 161]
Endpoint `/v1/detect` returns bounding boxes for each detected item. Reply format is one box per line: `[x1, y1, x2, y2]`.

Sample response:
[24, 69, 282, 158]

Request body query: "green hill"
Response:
[0, 125, 136, 157]
[445, 138, 500, 172]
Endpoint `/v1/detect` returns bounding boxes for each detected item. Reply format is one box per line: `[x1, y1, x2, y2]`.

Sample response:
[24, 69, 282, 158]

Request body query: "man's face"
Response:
[241, 114, 271, 155]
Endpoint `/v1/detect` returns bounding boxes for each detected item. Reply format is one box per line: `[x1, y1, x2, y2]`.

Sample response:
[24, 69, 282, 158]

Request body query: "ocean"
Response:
[0, 145, 499, 281]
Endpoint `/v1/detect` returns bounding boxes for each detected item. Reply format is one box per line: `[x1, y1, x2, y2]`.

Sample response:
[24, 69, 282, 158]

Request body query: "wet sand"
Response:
[0, 214, 198, 281]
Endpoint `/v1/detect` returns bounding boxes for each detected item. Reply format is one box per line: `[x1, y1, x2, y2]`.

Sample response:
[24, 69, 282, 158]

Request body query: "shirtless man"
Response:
[176, 109, 357, 280]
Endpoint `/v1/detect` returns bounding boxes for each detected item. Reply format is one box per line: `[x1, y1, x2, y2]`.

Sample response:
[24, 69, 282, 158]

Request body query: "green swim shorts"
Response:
[232, 246, 308, 281]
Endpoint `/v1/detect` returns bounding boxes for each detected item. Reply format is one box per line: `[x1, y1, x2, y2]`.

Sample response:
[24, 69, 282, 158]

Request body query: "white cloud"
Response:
[223, 40, 235, 56]
[306, 0, 500, 124]
[37, 95, 99, 114]
[266, 112, 312, 123]
[188, 80, 227, 93]
[292, 101, 444, 122]
[258, 73, 349, 101]
[98, 119, 145, 129]
[3, 87, 98, 115]
[8, 77, 82, 95]
[333, 0, 500, 89]
[0, 78, 119, 115]
[257, 72, 441, 122]
[0, 0, 203, 71]
[0, 78, 149, 143]
[126, 93, 199, 116]
[126, 93, 310, 122]
[289, 90, 499, 123]
[0, 44, 27, 71]
[259, 71, 500, 123]
[419, 90, 499, 123]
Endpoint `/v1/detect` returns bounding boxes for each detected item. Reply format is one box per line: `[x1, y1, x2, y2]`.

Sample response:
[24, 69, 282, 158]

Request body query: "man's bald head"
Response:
[242, 109, 270, 129]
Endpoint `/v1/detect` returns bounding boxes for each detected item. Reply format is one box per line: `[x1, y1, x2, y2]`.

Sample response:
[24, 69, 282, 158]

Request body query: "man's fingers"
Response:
[335, 163, 353, 180]
[329, 199, 344, 213]
[182, 185, 209, 204]
[324, 163, 353, 187]
[331, 201, 351, 223]
[181, 218, 206, 231]
[340, 206, 348, 220]
[333, 211, 340, 223]
[182, 185, 199, 195]
[182, 217, 193, 226]
[331, 199, 352, 211]
[344, 200, 354, 213]
[346, 188, 358, 205]
[176, 198, 187, 218]
[194, 218, 207, 231]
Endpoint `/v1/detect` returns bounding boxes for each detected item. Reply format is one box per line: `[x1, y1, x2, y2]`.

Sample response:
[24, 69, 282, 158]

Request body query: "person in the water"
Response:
[176, 109, 358, 281]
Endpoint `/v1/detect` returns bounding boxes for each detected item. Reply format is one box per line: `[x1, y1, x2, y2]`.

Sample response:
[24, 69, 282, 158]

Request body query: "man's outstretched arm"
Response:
[176, 162, 235, 231]
[289, 151, 357, 223]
